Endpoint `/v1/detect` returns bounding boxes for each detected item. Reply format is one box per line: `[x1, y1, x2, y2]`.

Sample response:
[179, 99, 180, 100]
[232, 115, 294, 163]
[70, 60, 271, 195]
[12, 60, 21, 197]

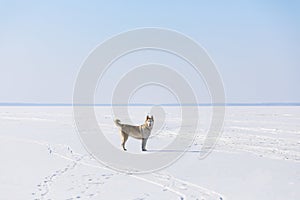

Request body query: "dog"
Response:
[114, 115, 154, 151]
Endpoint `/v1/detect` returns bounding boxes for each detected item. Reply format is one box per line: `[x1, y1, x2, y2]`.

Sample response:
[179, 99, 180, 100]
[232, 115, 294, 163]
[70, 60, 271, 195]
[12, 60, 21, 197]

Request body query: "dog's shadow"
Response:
[147, 149, 201, 153]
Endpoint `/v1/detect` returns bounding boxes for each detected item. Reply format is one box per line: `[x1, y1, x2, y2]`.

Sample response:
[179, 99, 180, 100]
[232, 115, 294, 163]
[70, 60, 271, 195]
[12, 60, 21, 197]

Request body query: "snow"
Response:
[0, 106, 299, 199]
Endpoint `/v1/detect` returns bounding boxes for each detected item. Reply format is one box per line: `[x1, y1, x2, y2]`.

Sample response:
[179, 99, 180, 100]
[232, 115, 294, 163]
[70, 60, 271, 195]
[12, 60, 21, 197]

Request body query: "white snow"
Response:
[0, 106, 299, 199]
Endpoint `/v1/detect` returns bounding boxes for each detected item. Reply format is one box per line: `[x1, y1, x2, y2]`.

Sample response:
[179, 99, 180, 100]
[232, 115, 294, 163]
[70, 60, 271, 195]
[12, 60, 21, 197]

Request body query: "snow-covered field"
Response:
[0, 106, 299, 200]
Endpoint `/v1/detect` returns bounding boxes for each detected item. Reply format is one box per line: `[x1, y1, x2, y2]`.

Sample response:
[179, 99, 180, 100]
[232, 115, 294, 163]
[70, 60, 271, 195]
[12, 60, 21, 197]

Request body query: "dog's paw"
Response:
[142, 149, 147, 151]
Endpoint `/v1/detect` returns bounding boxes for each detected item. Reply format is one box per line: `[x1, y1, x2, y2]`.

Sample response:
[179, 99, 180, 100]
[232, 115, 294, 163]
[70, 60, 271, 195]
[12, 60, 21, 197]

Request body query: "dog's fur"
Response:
[114, 115, 154, 151]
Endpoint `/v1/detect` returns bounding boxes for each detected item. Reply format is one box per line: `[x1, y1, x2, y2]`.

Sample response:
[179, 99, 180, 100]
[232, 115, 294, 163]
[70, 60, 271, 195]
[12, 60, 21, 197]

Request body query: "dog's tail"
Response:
[114, 119, 122, 127]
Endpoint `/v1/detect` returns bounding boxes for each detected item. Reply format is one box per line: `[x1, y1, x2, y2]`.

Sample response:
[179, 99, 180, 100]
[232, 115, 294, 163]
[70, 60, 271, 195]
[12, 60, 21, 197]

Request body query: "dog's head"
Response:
[145, 115, 154, 128]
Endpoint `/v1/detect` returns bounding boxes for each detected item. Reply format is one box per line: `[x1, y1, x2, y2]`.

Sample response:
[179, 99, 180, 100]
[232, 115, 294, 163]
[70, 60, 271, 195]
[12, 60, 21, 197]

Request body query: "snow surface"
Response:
[0, 106, 299, 200]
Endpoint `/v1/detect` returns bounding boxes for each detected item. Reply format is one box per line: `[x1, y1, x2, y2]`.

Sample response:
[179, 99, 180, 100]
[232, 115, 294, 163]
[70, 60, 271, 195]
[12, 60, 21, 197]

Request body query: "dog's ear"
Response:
[146, 115, 149, 120]
[151, 115, 154, 120]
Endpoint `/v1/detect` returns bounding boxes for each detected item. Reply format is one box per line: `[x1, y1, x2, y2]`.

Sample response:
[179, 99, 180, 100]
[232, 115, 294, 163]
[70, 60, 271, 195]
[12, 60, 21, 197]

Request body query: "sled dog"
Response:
[114, 115, 154, 151]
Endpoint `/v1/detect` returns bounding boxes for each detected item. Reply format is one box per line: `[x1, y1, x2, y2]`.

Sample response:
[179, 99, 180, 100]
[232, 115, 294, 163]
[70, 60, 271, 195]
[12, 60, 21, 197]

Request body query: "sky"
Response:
[0, 0, 299, 104]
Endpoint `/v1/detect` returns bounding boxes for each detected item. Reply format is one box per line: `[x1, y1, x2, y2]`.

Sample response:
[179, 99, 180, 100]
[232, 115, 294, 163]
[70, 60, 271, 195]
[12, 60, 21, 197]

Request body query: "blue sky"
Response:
[0, 1, 299, 103]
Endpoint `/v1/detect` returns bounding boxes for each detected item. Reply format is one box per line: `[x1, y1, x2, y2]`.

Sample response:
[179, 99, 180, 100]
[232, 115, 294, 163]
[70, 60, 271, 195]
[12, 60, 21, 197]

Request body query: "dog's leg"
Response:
[142, 138, 148, 151]
[121, 131, 128, 151]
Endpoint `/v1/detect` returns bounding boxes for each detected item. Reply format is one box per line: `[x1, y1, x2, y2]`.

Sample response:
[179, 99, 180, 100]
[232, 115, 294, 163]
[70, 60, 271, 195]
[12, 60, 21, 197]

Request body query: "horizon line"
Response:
[0, 102, 300, 106]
